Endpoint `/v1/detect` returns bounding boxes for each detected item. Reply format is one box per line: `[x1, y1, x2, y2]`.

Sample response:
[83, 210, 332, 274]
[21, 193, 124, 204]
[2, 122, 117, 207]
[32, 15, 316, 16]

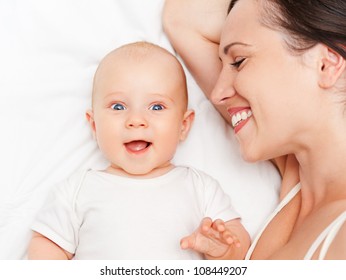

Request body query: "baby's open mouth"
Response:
[124, 140, 152, 153]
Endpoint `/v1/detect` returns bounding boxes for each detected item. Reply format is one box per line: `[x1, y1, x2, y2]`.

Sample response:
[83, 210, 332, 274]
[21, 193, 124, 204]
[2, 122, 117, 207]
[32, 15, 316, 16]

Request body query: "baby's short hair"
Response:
[92, 41, 188, 109]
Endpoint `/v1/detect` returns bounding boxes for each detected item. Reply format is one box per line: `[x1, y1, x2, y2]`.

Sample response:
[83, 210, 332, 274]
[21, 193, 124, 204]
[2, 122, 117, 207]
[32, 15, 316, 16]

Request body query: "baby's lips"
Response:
[124, 140, 151, 152]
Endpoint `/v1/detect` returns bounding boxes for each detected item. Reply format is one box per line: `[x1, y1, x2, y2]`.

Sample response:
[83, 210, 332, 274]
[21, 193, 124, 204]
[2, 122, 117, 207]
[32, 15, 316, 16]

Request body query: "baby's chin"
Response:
[108, 164, 173, 179]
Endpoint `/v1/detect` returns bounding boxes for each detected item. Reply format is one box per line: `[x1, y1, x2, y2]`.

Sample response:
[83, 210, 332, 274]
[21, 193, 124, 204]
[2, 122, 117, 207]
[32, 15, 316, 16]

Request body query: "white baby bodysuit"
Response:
[32, 166, 240, 259]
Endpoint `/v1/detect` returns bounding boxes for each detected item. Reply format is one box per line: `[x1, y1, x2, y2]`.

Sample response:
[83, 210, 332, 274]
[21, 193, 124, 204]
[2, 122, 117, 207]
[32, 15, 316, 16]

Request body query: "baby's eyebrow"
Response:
[149, 93, 175, 103]
[103, 91, 125, 99]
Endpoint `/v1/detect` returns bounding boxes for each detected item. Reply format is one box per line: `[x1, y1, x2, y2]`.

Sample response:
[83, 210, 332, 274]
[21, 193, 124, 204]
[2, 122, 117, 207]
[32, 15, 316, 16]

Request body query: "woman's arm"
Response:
[163, 0, 300, 197]
[163, 0, 232, 124]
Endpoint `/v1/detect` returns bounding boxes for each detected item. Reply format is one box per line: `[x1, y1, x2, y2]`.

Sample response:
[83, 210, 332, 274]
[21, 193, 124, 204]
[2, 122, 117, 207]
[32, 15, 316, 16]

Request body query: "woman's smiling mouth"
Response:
[228, 108, 253, 133]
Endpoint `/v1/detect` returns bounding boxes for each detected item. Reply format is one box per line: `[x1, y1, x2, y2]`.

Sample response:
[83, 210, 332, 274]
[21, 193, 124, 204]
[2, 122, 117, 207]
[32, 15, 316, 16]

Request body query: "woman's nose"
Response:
[125, 112, 148, 128]
[210, 68, 236, 106]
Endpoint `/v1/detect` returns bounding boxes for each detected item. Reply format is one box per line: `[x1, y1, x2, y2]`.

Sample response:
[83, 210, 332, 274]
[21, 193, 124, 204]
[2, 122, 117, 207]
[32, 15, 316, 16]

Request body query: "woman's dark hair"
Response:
[228, 0, 346, 58]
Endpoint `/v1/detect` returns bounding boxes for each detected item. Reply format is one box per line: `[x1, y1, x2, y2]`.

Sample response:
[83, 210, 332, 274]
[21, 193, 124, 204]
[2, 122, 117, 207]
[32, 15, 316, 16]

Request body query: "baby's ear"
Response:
[179, 109, 195, 141]
[318, 45, 346, 89]
[85, 109, 97, 139]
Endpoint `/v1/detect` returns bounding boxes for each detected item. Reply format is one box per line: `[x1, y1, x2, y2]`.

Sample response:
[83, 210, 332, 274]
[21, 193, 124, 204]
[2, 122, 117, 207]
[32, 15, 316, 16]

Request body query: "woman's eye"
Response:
[230, 57, 246, 69]
[111, 103, 126, 110]
[150, 104, 164, 111]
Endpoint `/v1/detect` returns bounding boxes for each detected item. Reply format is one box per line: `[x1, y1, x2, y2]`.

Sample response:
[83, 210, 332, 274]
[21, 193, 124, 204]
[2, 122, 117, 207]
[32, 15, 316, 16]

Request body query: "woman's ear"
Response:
[318, 45, 346, 89]
[179, 109, 195, 141]
[85, 109, 97, 139]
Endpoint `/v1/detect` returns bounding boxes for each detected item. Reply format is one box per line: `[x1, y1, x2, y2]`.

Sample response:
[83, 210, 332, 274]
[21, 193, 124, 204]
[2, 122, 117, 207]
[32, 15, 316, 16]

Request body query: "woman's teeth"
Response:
[231, 110, 252, 128]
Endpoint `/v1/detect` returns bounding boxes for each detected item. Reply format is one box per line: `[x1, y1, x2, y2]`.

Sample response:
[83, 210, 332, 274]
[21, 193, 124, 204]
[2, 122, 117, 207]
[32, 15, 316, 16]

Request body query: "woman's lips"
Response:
[228, 107, 253, 133]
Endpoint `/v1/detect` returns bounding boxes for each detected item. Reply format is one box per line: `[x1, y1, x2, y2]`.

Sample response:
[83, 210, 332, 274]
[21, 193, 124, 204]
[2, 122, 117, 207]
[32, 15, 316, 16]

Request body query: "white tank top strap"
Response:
[304, 210, 346, 260]
[245, 183, 301, 260]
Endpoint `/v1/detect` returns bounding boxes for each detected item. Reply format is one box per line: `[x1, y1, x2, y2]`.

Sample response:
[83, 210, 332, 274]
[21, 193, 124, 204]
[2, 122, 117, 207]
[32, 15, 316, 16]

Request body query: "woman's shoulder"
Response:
[322, 210, 346, 259]
[303, 204, 346, 260]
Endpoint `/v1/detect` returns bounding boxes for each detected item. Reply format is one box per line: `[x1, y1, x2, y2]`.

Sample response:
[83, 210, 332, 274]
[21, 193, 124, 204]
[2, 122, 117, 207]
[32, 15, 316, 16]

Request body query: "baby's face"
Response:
[89, 50, 192, 178]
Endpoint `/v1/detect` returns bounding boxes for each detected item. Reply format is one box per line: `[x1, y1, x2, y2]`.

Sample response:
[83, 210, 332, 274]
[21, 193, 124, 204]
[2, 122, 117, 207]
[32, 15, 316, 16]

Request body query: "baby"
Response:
[28, 42, 250, 260]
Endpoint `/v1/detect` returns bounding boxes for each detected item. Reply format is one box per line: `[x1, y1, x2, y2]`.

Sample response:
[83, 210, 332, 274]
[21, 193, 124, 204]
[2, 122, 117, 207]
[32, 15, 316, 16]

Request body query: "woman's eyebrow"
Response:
[223, 42, 251, 54]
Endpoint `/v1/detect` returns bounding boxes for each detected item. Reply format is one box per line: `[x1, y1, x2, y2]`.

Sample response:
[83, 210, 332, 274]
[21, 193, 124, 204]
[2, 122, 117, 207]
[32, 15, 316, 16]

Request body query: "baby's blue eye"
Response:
[150, 104, 164, 111]
[111, 103, 126, 110]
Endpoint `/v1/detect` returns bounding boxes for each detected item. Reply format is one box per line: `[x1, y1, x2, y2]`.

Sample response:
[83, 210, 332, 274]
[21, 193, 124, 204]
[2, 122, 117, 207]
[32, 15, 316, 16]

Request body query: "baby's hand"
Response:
[180, 217, 240, 259]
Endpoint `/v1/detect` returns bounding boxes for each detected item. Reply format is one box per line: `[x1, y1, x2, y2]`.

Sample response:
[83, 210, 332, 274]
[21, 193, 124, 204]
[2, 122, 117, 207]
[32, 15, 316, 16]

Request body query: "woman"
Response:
[163, 0, 346, 259]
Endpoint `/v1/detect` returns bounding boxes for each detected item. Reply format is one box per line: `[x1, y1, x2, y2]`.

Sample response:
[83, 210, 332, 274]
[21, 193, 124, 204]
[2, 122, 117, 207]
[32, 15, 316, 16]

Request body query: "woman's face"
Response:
[211, 0, 320, 162]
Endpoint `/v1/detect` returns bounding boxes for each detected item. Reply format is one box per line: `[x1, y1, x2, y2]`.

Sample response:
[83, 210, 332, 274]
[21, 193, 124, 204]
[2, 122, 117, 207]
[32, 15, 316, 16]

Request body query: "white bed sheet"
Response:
[0, 0, 280, 259]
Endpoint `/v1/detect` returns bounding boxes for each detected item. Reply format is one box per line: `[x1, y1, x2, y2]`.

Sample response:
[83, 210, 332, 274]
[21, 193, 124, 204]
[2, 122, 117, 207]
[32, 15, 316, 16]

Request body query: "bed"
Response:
[0, 0, 280, 259]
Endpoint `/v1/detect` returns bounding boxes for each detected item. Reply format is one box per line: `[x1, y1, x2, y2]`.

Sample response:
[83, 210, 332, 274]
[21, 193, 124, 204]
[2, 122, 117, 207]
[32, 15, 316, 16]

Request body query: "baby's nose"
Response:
[125, 114, 148, 128]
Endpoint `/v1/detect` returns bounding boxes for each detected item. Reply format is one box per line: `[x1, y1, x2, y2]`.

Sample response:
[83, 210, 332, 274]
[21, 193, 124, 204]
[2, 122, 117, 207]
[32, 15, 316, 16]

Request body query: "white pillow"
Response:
[0, 0, 280, 259]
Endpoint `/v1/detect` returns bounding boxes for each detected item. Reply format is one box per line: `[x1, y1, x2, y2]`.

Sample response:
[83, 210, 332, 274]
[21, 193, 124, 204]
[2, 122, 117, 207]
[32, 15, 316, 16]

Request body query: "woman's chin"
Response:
[239, 147, 262, 163]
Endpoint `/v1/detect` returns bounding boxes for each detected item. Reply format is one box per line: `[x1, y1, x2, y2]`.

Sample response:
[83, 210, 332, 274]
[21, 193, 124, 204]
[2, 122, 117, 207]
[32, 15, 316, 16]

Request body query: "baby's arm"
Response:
[28, 232, 73, 260]
[181, 217, 250, 260]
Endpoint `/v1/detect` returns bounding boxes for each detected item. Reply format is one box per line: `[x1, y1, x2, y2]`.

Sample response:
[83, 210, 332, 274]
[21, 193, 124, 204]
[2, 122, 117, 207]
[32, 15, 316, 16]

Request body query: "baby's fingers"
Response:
[200, 217, 213, 233]
[212, 219, 226, 232]
[180, 234, 196, 250]
[222, 231, 241, 247]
